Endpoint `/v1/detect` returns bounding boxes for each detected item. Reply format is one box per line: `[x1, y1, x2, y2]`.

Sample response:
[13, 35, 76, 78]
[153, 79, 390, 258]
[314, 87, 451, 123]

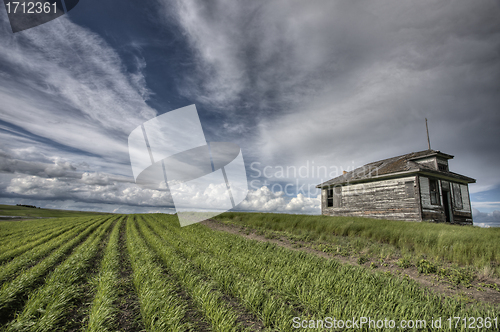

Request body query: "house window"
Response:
[438, 164, 448, 172]
[452, 183, 463, 210]
[327, 189, 334, 207]
[405, 181, 414, 198]
[327, 186, 342, 208]
[429, 179, 440, 205]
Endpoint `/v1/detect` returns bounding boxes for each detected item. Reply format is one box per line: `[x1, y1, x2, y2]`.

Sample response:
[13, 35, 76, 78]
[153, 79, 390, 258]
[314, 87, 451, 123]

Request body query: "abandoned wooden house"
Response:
[316, 150, 475, 224]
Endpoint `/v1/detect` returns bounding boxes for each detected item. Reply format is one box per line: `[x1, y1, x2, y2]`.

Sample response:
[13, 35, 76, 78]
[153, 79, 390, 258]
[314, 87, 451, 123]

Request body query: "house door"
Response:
[442, 190, 452, 222]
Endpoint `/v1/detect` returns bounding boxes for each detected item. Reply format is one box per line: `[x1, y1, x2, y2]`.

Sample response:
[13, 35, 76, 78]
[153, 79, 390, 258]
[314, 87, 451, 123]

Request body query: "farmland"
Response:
[0, 211, 499, 331]
[214, 212, 500, 278]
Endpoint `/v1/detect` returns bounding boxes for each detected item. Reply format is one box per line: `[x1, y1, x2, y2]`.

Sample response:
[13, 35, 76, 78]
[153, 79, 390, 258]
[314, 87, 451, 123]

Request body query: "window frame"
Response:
[429, 179, 440, 206]
[438, 164, 448, 172]
[326, 186, 342, 208]
[327, 188, 334, 207]
[452, 183, 463, 210]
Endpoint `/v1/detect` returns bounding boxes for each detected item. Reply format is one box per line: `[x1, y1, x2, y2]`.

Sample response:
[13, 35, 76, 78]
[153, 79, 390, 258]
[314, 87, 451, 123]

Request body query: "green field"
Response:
[0, 204, 110, 219]
[0, 210, 499, 331]
[214, 212, 500, 278]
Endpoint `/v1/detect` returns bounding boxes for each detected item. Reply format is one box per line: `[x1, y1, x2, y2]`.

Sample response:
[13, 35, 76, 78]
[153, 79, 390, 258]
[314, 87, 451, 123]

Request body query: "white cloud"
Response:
[472, 208, 500, 224]
[238, 186, 320, 214]
[285, 193, 321, 214]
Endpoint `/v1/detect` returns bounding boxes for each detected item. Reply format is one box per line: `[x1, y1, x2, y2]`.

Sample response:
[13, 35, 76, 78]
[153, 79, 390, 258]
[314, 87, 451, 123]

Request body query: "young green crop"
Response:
[0, 217, 109, 314]
[0, 204, 108, 219]
[85, 217, 123, 332]
[150, 215, 499, 331]
[0, 217, 81, 246]
[1, 213, 498, 331]
[0, 217, 103, 285]
[144, 216, 295, 331]
[0, 218, 89, 264]
[126, 216, 194, 332]
[5, 217, 115, 332]
[137, 216, 247, 332]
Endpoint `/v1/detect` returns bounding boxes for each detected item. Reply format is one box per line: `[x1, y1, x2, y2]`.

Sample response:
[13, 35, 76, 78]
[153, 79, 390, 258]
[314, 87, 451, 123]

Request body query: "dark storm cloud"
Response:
[0, 147, 79, 178]
[160, 0, 500, 196]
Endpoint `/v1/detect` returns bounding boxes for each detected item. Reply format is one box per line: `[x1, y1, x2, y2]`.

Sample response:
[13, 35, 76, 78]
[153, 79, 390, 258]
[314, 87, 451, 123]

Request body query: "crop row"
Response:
[0, 216, 112, 318]
[136, 216, 253, 331]
[0, 216, 106, 285]
[146, 215, 498, 331]
[85, 216, 124, 332]
[0, 217, 88, 250]
[126, 216, 194, 331]
[0, 217, 103, 265]
[5, 216, 116, 331]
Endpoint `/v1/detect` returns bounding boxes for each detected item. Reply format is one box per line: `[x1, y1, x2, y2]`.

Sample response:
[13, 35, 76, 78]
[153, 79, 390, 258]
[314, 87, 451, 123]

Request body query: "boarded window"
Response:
[327, 186, 342, 208]
[452, 183, 463, 210]
[460, 185, 471, 212]
[429, 179, 440, 205]
[441, 181, 450, 191]
[405, 181, 414, 198]
[419, 177, 431, 207]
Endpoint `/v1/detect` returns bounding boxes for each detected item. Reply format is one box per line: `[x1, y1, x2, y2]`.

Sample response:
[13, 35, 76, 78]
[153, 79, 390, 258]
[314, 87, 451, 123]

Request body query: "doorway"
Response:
[442, 190, 452, 222]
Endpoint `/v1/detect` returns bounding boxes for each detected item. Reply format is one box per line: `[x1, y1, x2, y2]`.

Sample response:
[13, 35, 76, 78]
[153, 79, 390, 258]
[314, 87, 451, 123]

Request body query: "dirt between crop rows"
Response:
[201, 219, 500, 308]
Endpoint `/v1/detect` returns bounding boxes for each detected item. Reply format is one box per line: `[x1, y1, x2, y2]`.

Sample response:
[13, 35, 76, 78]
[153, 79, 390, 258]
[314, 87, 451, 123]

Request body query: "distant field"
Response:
[214, 212, 500, 278]
[0, 213, 498, 331]
[0, 204, 110, 219]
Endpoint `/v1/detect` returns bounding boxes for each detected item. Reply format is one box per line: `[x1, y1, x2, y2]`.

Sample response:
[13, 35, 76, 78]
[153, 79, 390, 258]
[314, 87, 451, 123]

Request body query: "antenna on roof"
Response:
[425, 118, 431, 150]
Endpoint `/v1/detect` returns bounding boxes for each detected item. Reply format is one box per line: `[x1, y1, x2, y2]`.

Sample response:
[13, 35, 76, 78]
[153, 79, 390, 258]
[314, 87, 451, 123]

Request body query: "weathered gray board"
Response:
[322, 176, 421, 221]
[322, 175, 472, 224]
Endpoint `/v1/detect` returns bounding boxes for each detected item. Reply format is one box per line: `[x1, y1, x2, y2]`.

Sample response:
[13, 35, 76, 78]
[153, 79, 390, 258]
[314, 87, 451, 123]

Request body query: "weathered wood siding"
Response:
[321, 176, 420, 221]
[414, 157, 437, 170]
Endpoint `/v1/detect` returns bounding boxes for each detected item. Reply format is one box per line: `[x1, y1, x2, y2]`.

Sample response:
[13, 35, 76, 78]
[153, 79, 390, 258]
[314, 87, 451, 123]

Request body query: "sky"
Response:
[0, 0, 499, 225]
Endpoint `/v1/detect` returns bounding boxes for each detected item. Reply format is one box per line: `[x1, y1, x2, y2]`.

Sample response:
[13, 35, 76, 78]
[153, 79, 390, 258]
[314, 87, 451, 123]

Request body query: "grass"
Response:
[0, 204, 110, 219]
[214, 212, 500, 277]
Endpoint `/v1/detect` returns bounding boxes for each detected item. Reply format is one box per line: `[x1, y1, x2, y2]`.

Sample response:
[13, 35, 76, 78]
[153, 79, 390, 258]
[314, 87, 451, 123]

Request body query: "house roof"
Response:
[316, 149, 475, 188]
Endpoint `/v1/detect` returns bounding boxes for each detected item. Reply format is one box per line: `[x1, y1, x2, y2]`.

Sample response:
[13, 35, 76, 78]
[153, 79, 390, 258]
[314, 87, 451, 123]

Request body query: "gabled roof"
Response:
[316, 149, 475, 188]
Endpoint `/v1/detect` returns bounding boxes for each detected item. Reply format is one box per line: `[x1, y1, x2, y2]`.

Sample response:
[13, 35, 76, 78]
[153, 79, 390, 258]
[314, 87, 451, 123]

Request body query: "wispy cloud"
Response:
[0, 11, 157, 161]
